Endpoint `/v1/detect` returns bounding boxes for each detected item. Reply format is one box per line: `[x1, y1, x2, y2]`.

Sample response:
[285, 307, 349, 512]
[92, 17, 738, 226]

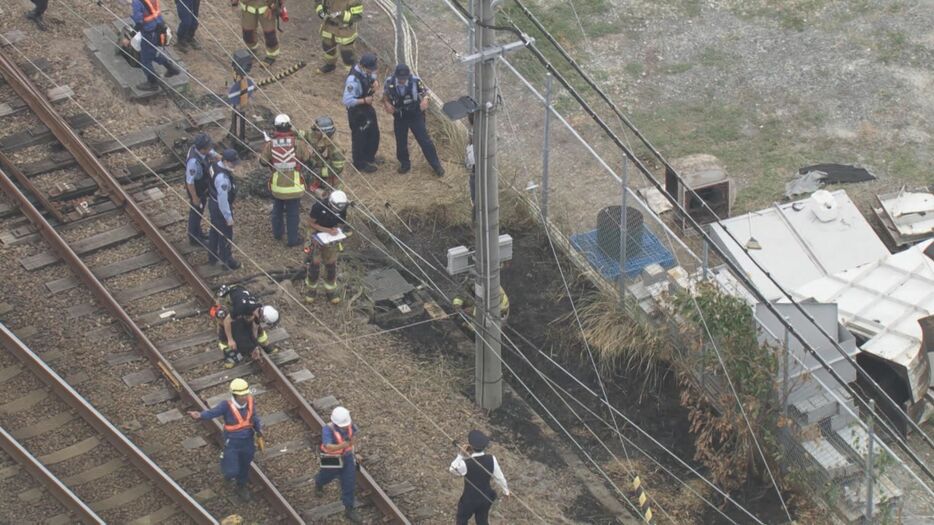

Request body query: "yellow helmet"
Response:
[230, 378, 250, 396]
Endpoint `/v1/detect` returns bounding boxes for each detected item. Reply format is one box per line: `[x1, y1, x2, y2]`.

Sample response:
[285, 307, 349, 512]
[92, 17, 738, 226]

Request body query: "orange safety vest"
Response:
[224, 396, 254, 432]
[320, 423, 353, 454]
[141, 0, 161, 23]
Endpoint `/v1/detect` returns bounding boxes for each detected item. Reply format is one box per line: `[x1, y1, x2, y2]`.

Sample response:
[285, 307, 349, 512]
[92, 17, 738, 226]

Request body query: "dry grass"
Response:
[574, 291, 670, 395]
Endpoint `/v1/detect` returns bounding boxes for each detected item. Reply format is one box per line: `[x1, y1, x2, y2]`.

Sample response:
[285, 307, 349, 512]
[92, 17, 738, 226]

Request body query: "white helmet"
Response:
[260, 305, 279, 325]
[330, 406, 352, 427]
[274, 113, 292, 131]
[329, 190, 348, 212]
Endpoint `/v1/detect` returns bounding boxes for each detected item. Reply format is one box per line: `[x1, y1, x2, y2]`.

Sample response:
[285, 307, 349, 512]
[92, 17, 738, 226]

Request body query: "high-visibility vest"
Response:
[270, 133, 298, 173]
[270, 171, 305, 200]
[141, 0, 161, 23]
[224, 396, 254, 432]
[320, 423, 353, 455]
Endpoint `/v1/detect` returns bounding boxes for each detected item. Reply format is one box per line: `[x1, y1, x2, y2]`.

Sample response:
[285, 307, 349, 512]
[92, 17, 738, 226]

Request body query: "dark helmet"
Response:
[359, 52, 377, 70]
[193, 133, 212, 151]
[314, 116, 336, 137]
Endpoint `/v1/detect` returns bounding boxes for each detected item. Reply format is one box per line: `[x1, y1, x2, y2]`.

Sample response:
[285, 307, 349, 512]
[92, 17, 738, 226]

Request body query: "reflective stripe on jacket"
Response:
[224, 396, 254, 433]
[270, 171, 305, 200]
[141, 0, 161, 23]
[320, 423, 354, 455]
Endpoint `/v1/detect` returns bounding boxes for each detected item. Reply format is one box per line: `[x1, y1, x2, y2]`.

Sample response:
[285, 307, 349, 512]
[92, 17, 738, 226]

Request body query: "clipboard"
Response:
[314, 229, 347, 245]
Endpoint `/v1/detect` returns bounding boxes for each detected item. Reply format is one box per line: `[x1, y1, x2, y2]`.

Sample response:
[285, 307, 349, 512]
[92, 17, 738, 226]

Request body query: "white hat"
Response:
[330, 406, 351, 427]
[260, 305, 279, 325]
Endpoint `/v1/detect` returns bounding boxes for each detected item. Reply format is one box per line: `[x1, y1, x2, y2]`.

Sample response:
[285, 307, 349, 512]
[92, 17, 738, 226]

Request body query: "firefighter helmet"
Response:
[329, 190, 348, 212]
[274, 113, 292, 132]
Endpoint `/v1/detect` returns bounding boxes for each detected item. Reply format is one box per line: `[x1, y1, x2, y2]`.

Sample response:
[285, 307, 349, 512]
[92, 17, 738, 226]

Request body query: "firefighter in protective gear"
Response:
[314, 406, 362, 524]
[212, 284, 279, 368]
[260, 114, 312, 246]
[188, 379, 263, 502]
[315, 0, 363, 73]
[304, 191, 348, 304]
[298, 116, 345, 199]
[452, 285, 510, 323]
[236, 0, 280, 64]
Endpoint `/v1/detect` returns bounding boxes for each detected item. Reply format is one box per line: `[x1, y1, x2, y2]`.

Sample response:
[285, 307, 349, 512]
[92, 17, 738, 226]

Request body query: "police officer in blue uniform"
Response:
[382, 64, 444, 176]
[185, 133, 218, 246]
[208, 149, 241, 270]
[174, 0, 203, 52]
[342, 52, 380, 173]
[25, 0, 48, 31]
[131, 0, 181, 92]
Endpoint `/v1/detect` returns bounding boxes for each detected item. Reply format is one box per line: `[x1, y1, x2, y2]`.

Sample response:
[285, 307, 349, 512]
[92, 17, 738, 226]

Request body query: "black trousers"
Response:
[393, 110, 441, 170]
[456, 496, 492, 525]
[347, 105, 379, 168]
[31, 0, 48, 15]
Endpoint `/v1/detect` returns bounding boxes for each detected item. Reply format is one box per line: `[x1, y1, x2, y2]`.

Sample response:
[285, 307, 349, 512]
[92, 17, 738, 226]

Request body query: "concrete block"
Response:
[84, 20, 188, 101]
[156, 408, 183, 424]
[666, 266, 690, 293]
[641, 263, 666, 285]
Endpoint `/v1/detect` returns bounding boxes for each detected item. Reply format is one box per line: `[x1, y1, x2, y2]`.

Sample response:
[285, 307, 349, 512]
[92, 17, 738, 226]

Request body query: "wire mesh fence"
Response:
[379, 2, 925, 522]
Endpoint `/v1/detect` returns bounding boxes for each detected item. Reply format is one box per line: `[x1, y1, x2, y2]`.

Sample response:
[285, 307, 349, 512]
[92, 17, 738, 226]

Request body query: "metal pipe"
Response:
[866, 399, 876, 522]
[540, 73, 552, 222]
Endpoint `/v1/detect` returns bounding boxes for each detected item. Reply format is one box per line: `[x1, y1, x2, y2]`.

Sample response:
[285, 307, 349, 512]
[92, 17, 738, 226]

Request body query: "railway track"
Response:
[0, 323, 214, 524]
[0, 48, 409, 524]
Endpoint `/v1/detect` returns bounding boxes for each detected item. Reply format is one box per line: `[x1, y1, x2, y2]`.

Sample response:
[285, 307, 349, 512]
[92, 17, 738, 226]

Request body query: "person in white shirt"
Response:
[449, 430, 510, 524]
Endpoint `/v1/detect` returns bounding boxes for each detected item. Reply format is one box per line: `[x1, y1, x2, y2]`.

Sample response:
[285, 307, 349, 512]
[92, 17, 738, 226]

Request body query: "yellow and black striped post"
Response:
[256, 61, 307, 88]
[631, 476, 653, 522]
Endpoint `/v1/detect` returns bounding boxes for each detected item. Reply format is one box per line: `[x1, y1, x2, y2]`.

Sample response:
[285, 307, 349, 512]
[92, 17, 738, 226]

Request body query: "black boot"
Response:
[164, 63, 182, 78]
[344, 508, 362, 524]
[25, 10, 47, 31]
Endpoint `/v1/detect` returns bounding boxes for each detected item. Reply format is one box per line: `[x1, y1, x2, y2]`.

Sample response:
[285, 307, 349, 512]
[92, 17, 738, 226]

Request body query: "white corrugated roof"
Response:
[792, 239, 934, 368]
[709, 190, 890, 301]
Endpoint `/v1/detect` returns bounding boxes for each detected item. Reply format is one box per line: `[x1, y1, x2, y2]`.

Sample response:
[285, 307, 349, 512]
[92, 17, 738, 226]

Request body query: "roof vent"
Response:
[810, 190, 839, 223]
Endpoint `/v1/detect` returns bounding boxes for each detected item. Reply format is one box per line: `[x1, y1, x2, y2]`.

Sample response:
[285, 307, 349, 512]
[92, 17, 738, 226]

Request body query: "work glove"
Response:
[256, 434, 266, 452]
[316, 5, 325, 19]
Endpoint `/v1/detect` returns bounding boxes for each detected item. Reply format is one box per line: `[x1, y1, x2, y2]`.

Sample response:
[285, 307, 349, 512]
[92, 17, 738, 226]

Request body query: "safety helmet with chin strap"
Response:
[329, 190, 348, 212]
[274, 113, 292, 132]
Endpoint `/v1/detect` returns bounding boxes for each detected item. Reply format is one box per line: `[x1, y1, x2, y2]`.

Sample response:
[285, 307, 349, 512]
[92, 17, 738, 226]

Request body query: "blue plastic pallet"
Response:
[569, 226, 676, 280]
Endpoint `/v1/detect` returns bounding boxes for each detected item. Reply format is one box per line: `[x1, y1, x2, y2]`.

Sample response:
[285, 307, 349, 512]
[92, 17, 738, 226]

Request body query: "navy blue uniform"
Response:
[197, 397, 262, 487]
[131, 0, 174, 83]
[384, 74, 442, 173]
[343, 66, 380, 169]
[315, 423, 359, 510]
[175, 0, 201, 44]
[207, 161, 237, 267]
[185, 145, 214, 243]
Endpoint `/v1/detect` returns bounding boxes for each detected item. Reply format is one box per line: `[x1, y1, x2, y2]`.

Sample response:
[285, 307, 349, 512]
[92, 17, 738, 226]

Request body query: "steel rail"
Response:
[0, 167, 302, 521]
[0, 423, 104, 525]
[0, 323, 210, 524]
[0, 150, 66, 223]
[0, 48, 408, 523]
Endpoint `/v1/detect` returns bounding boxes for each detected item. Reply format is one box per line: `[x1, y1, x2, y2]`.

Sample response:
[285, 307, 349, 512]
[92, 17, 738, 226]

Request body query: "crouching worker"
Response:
[211, 284, 279, 368]
[188, 378, 265, 502]
[304, 190, 349, 304]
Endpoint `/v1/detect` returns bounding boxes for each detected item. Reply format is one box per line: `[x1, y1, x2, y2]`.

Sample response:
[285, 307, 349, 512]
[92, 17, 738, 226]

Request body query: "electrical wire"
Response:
[43, 3, 818, 521]
[508, 0, 934, 455]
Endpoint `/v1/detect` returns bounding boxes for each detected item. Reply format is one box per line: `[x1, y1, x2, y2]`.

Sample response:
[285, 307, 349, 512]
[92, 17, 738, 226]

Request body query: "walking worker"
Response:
[315, 0, 364, 73]
[131, 0, 181, 92]
[298, 116, 345, 199]
[304, 190, 349, 304]
[314, 406, 362, 524]
[236, 0, 281, 64]
[25, 0, 48, 31]
[208, 149, 241, 270]
[174, 0, 203, 52]
[449, 430, 511, 525]
[382, 64, 444, 176]
[211, 284, 279, 368]
[342, 52, 380, 173]
[260, 114, 312, 246]
[185, 133, 218, 246]
[188, 379, 264, 502]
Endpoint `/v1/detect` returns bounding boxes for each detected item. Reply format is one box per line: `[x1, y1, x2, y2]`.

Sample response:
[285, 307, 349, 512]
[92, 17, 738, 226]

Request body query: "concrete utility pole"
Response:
[472, 0, 503, 410]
